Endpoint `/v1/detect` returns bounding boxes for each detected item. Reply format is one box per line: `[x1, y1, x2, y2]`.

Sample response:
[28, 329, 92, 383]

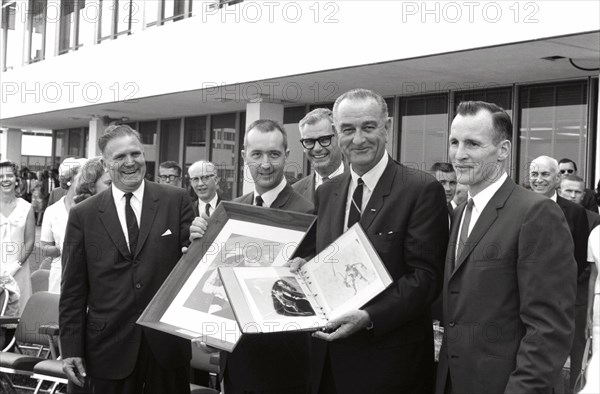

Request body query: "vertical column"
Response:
[242, 101, 284, 195]
[87, 116, 106, 157]
[5, 129, 23, 165]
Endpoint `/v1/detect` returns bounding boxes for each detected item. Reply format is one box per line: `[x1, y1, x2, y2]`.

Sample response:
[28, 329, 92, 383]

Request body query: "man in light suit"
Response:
[188, 160, 222, 217]
[60, 125, 195, 394]
[293, 108, 345, 204]
[190, 119, 313, 394]
[530, 155, 590, 392]
[435, 102, 576, 393]
[291, 89, 449, 394]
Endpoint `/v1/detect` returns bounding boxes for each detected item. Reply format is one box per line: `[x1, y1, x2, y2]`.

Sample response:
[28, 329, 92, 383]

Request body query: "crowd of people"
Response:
[1, 87, 600, 394]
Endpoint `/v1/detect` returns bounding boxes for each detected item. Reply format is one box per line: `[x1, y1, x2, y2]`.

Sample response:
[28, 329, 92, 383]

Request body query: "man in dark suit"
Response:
[559, 158, 599, 213]
[435, 102, 576, 394]
[290, 89, 449, 394]
[60, 125, 195, 394]
[190, 119, 313, 394]
[560, 174, 600, 231]
[530, 156, 590, 392]
[292, 108, 345, 204]
[188, 160, 222, 217]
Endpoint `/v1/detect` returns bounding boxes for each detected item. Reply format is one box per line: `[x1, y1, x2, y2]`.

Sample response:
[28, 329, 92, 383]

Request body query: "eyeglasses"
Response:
[559, 169, 574, 174]
[190, 174, 216, 184]
[158, 175, 180, 182]
[300, 134, 335, 150]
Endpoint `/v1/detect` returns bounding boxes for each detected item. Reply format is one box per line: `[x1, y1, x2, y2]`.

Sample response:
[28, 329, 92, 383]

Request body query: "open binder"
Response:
[219, 224, 393, 334]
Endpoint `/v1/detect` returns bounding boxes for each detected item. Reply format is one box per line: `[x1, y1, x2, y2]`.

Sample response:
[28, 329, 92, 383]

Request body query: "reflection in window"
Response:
[518, 81, 589, 183]
[99, 0, 133, 41]
[59, 0, 86, 54]
[28, 0, 46, 63]
[400, 94, 448, 172]
[1, 1, 18, 71]
[183, 116, 207, 181]
[211, 113, 237, 200]
[454, 88, 513, 116]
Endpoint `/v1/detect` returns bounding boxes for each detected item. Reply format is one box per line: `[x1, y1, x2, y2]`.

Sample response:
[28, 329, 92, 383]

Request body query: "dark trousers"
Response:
[317, 352, 337, 394]
[86, 334, 190, 394]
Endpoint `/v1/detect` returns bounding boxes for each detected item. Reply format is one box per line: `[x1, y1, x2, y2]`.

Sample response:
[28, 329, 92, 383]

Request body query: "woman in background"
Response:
[74, 156, 111, 203]
[0, 161, 35, 313]
[41, 158, 88, 294]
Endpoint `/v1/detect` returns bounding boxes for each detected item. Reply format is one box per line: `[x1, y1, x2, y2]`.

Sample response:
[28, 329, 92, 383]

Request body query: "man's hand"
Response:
[191, 338, 220, 354]
[312, 310, 372, 342]
[189, 213, 209, 242]
[288, 257, 308, 273]
[62, 357, 86, 387]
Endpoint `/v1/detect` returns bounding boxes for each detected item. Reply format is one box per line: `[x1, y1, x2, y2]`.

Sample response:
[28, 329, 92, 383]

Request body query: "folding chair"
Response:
[39, 258, 52, 271]
[0, 291, 59, 391]
[189, 345, 220, 394]
[31, 270, 50, 294]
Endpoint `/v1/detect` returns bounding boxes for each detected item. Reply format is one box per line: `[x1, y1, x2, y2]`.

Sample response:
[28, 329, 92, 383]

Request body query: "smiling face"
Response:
[242, 128, 289, 195]
[335, 97, 390, 176]
[189, 163, 219, 203]
[0, 165, 17, 195]
[300, 119, 343, 177]
[529, 157, 560, 198]
[449, 110, 510, 196]
[103, 134, 146, 193]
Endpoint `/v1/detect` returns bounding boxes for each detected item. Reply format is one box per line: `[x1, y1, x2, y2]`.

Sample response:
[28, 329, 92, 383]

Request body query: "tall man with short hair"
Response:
[190, 119, 313, 394]
[188, 160, 221, 217]
[157, 160, 183, 187]
[60, 125, 195, 394]
[559, 158, 599, 213]
[293, 108, 345, 203]
[436, 102, 576, 393]
[290, 89, 449, 393]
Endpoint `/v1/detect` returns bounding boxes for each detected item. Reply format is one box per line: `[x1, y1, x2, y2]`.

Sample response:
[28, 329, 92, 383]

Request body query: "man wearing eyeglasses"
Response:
[559, 158, 599, 213]
[188, 160, 221, 217]
[293, 108, 345, 203]
[157, 161, 182, 187]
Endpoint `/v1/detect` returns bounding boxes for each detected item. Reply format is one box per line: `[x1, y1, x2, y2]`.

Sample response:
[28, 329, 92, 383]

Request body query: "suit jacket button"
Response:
[135, 283, 142, 289]
[448, 321, 456, 327]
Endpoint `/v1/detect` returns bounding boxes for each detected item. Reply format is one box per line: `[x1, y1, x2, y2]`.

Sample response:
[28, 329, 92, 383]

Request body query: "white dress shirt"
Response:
[344, 154, 389, 231]
[315, 162, 345, 190]
[198, 193, 219, 216]
[455, 172, 508, 258]
[111, 182, 144, 251]
[254, 178, 287, 207]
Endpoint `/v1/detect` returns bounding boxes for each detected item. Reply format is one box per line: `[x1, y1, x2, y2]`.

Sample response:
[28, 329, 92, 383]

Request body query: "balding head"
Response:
[529, 156, 560, 198]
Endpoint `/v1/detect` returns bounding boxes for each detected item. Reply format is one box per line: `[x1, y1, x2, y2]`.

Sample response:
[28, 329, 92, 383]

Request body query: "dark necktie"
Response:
[125, 193, 139, 254]
[205, 202, 211, 217]
[322, 176, 330, 182]
[347, 178, 364, 228]
[455, 198, 474, 265]
[255, 195, 263, 207]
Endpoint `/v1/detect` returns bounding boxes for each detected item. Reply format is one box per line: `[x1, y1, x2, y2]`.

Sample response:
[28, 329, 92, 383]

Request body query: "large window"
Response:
[454, 87, 513, 116]
[1, 1, 18, 71]
[159, 118, 181, 164]
[518, 81, 589, 182]
[52, 128, 88, 165]
[183, 116, 208, 186]
[59, 0, 86, 54]
[399, 94, 448, 172]
[146, 0, 190, 27]
[28, 0, 46, 63]
[138, 121, 157, 180]
[211, 113, 237, 200]
[98, 0, 133, 42]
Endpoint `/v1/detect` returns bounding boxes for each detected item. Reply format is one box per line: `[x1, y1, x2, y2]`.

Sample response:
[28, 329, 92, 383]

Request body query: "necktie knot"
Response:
[255, 195, 264, 207]
[125, 192, 133, 202]
[322, 176, 330, 182]
[205, 202, 211, 217]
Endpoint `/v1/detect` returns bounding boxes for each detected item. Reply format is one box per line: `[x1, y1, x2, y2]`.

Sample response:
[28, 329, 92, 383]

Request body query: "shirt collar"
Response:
[112, 181, 145, 203]
[468, 172, 507, 213]
[549, 191, 557, 202]
[255, 178, 287, 207]
[315, 162, 345, 187]
[350, 154, 389, 192]
[202, 193, 219, 208]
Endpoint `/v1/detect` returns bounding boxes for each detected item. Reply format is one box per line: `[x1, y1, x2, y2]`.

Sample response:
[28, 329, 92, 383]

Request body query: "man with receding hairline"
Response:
[435, 102, 575, 394]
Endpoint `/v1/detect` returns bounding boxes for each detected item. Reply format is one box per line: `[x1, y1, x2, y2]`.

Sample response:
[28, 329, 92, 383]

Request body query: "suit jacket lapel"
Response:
[272, 184, 293, 209]
[98, 188, 131, 259]
[360, 158, 395, 231]
[452, 177, 515, 274]
[330, 173, 351, 240]
[135, 181, 159, 257]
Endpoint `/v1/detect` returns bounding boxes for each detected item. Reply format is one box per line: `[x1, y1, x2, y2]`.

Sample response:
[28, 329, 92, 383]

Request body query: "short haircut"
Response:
[0, 160, 19, 178]
[159, 161, 182, 176]
[333, 89, 389, 122]
[299, 108, 333, 133]
[430, 162, 455, 173]
[558, 158, 577, 172]
[74, 157, 106, 203]
[98, 124, 142, 154]
[245, 119, 288, 150]
[560, 174, 585, 185]
[188, 160, 217, 176]
[456, 101, 512, 144]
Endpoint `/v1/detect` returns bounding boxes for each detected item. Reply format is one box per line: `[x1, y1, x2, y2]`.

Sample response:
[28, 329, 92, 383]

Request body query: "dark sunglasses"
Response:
[559, 169, 574, 174]
[300, 134, 335, 150]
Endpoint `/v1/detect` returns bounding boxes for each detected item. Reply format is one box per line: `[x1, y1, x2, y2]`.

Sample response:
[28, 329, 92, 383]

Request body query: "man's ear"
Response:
[497, 140, 511, 161]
